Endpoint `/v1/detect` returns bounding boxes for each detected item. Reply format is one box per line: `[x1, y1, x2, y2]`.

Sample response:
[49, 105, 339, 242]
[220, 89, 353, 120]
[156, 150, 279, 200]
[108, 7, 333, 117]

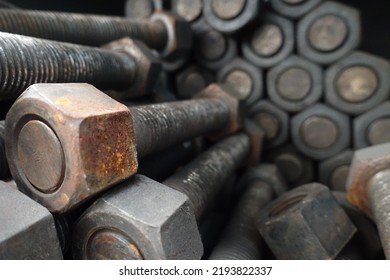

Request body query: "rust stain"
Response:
[54, 96, 73, 107]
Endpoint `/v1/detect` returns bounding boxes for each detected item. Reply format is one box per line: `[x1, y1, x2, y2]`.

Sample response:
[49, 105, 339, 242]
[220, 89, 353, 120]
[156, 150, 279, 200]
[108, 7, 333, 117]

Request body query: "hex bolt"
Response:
[346, 143, 390, 259]
[270, 0, 323, 19]
[0, 181, 63, 259]
[266, 144, 314, 188]
[217, 58, 263, 108]
[203, 0, 263, 34]
[175, 66, 215, 99]
[249, 100, 289, 149]
[325, 52, 390, 116]
[72, 133, 251, 259]
[193, 19, 237, 70]
[319, 150, 353, 191]
[291, 104, 350, 160]
[0, 121, 10, 179]
[0, 32, 161, 101]
[209, 164, 286, 260]
[267, 55, 323, 113]
[0, 9, 191, 62]
[171, 0, 204, 24]
[242, 13, 294, 68]
[6, 83, 241, 213]
[256, 183, 356, 259]
[297, 1, 361, 65]
[354, 102, 390, 149]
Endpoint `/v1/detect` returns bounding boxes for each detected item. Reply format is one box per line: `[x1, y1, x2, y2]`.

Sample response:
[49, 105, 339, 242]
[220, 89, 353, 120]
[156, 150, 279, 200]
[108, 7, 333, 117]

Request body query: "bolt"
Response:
[270, 0, 322, 19]
[209, 164, 285, 259]
[325, 52, 390, 116]
[0, 181, 63, 259]
[175, 66, 215, 99]
[242, 13, 294, 68]
[0, 32, 161, 101]
[297, 1, 361, 65]
[319, 150, 353, 191]
[171, 0, 203, 23]
[0, 9, 191, 62]
[267, 55, 323, 112]
[346, 143, 390, 259]
[257, 183, 356, 259]
[73, 133, 251, 259]
[6, 83, 242, 212]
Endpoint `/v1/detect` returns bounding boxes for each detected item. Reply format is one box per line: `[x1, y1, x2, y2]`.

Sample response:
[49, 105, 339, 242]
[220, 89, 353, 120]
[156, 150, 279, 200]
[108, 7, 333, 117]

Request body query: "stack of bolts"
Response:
[0, 0, 388, 260]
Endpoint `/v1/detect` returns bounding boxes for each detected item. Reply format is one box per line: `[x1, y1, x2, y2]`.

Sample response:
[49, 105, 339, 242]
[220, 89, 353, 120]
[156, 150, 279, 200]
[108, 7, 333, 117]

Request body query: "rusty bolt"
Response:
[175, 66, 215, 99]
[6, 83, 241, 213]
[0, 181, 63, 259]
[354, 102, 390, 149]
[297, 1, 361, 65]
[209, 164, 285, 260]
[319, 150, 353, 191]
[291, 104, 350, 160]
[257, 183, 356, 259]
[242, 13, 294, 68]
[270, 0, 323, 19]
[267, 55, 323, 113]
[73, 133, 250, 259]
[346, 143, 390, 259]
[325, 52, 390, 116]
[0, 9, 191, 63]
[0, 32, 161, 101]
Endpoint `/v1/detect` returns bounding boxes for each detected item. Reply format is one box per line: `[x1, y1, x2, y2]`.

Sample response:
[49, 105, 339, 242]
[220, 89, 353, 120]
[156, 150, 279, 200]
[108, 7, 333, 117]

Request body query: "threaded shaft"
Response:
[0, 120, 9, 179]
[0, 32, 137, 100]
[209, 181, 274, 260]
[163, 133, 250, 220]
[0, 9, 167, 50]
[130, 98, 231, 158]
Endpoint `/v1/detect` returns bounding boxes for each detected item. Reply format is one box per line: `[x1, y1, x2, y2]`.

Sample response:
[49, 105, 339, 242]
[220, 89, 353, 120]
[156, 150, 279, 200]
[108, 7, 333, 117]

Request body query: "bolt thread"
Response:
[130, 98, 231, 158]
[0, 120, 9, 179]
[209, 181, 274, 260]
[163, 133, 250, 220]
[0, 32, 137, 100]
[0, 9, 167, 50]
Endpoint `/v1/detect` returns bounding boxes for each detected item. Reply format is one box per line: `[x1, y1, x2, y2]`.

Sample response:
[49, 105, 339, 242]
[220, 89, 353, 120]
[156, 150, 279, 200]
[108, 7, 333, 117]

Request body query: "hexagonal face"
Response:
[72, 175, 203, 260]
[346, 143, 390, 217]
[256, 183, 356, 259]
[319, 150, 353, 191]
[0, 183, 62, 259]
[175, 66, 214, 99]
[103, 38, 161, 99]
[5, 83, 138, 213]
[325, 52, 390, 116]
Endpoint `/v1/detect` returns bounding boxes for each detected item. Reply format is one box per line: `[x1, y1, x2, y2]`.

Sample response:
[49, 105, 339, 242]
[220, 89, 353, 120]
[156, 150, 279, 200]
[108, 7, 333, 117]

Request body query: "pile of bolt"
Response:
[0, 0, 389, 261]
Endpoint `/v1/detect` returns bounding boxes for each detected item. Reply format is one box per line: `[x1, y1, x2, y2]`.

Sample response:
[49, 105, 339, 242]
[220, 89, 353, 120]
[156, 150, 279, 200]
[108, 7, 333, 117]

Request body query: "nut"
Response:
[5, 83, 138, 213]
[256, 183, 356, 259]
[319, 150, 353, 191]
[103, 37, 161, 100]
[175, 66, 215, 99]
[72, 175, 203, 259]
[270, 0, 323, 19]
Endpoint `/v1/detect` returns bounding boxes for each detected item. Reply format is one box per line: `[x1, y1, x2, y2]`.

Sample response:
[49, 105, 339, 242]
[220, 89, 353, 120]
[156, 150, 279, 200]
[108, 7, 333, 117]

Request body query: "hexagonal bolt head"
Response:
[291, 103, 350, 160]
[0, 182, 63, 259]
[150, 11, 193, 62]
[171, 0, 204, 23]
[103, 37, 161, 100]
[72, 175, 203, 260]
[270, 0, 323, 19]
[175, 66, 215, 99]
[5, 83, 138, 213]
[256, 183, 356, 259]
[325, 52, 390, 116]
[319, 150, 353, 191]
[354, 102, 390, 149]
[297, 1, 361, 65]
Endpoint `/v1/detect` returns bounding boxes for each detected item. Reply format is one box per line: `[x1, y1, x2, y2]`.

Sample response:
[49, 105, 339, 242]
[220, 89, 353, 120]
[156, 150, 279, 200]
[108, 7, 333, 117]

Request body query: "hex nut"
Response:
[291, 104, 350, 160]
[242, 13, 294, 68]
[256, 183, 356, 259]
[270, 0, 323, 19]
[346, 143, 390, 218]
[171, 0, 203, 23]
[203, 0, 263, 34]
[325, 52, 390, 116]
[150, 11, 193, 62]
[72, 175, 203, 260]
[0, 182, 63, 259]
[354, 102, 390, 149]
[5, 83, 138, 213]
[103, 38, 161, 99]
[175, 66, 215, 99]
[249, 100, 289, 149]
[319, 150, 353, 191]
[267, 55, 323, 112]
[217, 58, 263, 108]
[297, 1, 361, 65]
